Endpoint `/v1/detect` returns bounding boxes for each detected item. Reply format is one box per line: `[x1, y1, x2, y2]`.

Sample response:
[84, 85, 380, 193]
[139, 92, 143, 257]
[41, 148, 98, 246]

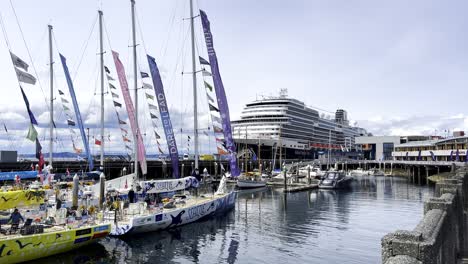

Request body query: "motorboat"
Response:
[236, 178, 267, 189]
[370, 169, 385, 176]
[348, 168, 371, 177]
[319, 171, 353, 189]
[298, 165, 325, 179]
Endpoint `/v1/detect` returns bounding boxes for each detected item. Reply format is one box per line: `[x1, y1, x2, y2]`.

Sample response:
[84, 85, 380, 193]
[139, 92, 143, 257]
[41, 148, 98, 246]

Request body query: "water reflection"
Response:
[40, 176, 432, 264]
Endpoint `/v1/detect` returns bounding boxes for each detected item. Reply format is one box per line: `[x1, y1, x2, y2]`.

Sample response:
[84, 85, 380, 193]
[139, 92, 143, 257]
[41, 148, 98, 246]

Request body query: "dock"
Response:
[282, 184, 318, 193]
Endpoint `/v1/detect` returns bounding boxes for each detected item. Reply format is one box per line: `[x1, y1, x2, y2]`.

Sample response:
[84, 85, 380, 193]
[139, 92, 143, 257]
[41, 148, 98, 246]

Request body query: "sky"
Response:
[1, 0, 468, 154]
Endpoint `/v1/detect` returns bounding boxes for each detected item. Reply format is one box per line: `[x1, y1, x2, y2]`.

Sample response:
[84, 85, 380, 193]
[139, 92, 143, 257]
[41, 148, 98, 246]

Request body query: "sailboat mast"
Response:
[98, 10, 105, 169]
[131, 0, 139, 178]
[48, 25, 53, 168]
[189, 0, 199, 170]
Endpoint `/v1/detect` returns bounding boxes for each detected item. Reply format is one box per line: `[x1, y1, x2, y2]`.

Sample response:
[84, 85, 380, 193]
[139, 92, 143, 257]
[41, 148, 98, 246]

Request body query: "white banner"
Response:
[140, 176, 199, 194]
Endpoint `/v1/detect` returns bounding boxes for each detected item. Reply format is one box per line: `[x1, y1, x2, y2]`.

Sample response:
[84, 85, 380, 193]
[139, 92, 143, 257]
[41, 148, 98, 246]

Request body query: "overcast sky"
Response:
[1, 0, 468, 154]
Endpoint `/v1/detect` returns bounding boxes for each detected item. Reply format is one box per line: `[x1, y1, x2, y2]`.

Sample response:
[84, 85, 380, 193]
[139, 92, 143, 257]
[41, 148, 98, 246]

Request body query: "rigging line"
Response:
[0, 11, 11, 49]
[9, 0, 51, 114]
[159, 0, 181, 60]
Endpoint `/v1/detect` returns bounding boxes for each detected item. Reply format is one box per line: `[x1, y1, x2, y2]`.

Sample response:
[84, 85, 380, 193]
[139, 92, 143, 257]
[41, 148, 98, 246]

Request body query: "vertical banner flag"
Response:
[112, 51, 147, 175]
[59, 54, 94, 171]
[200, 10, 240, 177]
[147, 55, 180, 178]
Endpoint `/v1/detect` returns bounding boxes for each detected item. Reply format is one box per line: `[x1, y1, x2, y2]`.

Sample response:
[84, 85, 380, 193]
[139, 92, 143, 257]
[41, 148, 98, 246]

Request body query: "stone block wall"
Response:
[382, 168, 468, 264]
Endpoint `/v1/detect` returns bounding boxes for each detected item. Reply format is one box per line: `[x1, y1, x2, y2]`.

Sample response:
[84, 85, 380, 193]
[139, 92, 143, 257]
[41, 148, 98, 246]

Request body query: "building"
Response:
[392, 136, 468, 162]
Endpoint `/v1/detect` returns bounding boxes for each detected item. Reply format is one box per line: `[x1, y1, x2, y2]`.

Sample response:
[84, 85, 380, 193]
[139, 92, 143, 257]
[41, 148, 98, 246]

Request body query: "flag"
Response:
[104, 66, 110, 74]
[61, 98, 69, 104]
[95, 139, 102, 145]
[148, 103, 157, 110]
[67, 119, 76, 126]
[209, 104, 219, 112]
[199, 56, 210, 65]
[26, 124, 38, 142]
[66, 167, 70, 176]
[10, 52, 29, 71]
[120, 127, 128, 134]
[202, 69, 212, 77]
[213, 126, 223, 133]
[215, 137, 224, 143]
[145, 93, 154, 100]
[188, 135, 191, 140]
[141, 71, 149, 78]
[456, 149, 460, 161]
[203, 130, 209, 136]
[20, 87, 38, 125]
[125, 179, 128, 189]
[150, 113, 158, 119]
[36, 139, 44, 173]
[429, 151, 436, 161]
[206, 93, 215, 103]
[111, 92, 119, 98]
[211, 114, 221, 123]
[156, 140, 161, 146]
[31, 163, 34, 171]
[109, 83, 116, 89]
[113, 101, 122, 107]
[107, 74, 115, 81]
[217, 146, 228, 155]
[143, 83, 153, 90]
[449, 150, 454, 161]
[15, 67, 36, 85]
[3, 124, 7, 133]
[58, 90, 64, 95]
[119, 119, 127, 125]
[204, 81, 213, 92]
[73, 141, 82, 154]
[155, 131, 161, 139]
[63, 105, 70, 111]
[158, 146, 164, 154]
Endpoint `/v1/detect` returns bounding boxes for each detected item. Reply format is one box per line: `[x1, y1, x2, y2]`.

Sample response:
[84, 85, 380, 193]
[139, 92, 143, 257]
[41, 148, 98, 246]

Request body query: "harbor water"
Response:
[34, 176, 433, 264]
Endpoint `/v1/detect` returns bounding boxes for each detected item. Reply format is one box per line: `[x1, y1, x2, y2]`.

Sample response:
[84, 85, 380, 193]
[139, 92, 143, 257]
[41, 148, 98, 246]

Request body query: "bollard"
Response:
[72, 174, 79, 209]
[99, 173, 105, 210]
[214, 162, 218, 178]
[182, 163, 185, 177]
[307, 165, 311, 185]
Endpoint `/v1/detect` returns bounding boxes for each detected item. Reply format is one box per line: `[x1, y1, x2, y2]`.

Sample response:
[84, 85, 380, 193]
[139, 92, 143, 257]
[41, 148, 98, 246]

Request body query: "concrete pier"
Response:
[381, 167, 468, 263]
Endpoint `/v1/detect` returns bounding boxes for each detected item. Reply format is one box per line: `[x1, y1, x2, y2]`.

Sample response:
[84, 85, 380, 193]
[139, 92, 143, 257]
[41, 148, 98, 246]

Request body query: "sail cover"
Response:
[140, 176, 199, 193]
[147, 55, 180, 178]
[59, 54, 94, 171]
[200, 10, 240, 177]
[112, 51, 147, 175]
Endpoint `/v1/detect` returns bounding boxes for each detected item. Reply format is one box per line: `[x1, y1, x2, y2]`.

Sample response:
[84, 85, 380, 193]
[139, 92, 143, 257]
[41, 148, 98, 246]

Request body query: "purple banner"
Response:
[147, 55, 180, 178]
[200, 10, 240, 177]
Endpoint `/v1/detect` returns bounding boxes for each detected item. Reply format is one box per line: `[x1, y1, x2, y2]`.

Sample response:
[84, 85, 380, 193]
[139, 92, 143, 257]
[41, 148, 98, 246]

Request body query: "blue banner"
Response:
[147, 55, 180, 178]
[59, 54, 94, 171]
[0, 171, 37, 181]
[200, 10, 240, 177]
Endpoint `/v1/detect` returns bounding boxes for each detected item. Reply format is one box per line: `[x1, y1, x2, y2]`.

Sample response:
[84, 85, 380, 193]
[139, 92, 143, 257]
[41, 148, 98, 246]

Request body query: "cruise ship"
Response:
[232, 89, 369, 161]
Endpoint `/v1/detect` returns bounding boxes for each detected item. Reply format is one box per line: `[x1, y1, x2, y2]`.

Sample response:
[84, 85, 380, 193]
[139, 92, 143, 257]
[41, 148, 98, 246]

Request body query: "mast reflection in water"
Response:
[33, 176, 432, 264]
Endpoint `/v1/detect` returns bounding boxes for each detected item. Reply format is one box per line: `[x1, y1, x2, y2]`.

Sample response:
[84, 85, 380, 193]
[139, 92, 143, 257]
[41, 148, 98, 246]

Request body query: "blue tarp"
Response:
[0, 171, 38, 181]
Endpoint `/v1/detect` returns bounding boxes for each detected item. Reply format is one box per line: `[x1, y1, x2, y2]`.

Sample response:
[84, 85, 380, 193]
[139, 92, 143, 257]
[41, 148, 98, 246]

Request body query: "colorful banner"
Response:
[140, 176, 199, 193]
[0, 190, 45, 210]
[200, 10, 240, 176]
[147, 55, 180, 178]
[59, 54, 94, 171]
[112, 51, 147, 175]
[0, 171, 38, 181]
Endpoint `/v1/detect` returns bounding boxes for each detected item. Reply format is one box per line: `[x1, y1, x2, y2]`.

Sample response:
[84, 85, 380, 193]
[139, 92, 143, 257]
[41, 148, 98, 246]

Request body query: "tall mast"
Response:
[190, 0, 199, 170]
[48, 25, 53, 168]
[98, 10, 105, 169]
[131, 0, 139, 178]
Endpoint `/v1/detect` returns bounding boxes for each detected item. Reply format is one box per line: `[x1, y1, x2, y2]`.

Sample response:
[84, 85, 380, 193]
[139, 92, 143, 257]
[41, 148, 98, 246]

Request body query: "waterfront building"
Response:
[392, 136, 468, 162]
[231, 89, 369, 161]
[356, 135, 433, 161]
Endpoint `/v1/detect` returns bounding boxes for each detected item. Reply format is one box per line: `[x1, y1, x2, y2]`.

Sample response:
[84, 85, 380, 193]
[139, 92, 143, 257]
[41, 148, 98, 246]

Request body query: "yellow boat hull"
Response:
[0, 223, 110, 264]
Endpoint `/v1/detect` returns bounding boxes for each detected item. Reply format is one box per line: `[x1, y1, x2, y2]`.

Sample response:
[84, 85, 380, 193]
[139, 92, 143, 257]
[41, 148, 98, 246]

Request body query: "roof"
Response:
[395, 136, 468, 148]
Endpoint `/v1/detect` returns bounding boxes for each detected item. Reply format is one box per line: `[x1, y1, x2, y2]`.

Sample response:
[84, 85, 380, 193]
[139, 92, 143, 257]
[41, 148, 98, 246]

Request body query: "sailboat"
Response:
[0, 17, 111, 262]
[104, 0, 238, 236]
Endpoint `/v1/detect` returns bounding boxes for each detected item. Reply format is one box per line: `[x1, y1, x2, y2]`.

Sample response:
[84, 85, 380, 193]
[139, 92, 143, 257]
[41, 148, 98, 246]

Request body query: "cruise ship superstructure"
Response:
[232, 89, 369, 161]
